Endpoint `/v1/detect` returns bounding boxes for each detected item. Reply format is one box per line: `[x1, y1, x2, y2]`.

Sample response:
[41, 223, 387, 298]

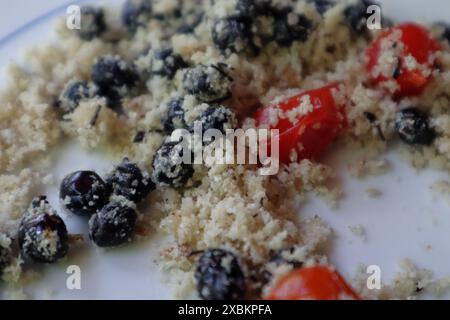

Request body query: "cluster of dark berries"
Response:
[58, 55, 139, 114]
[60, 158, 154, 248]
[154, 98, 237, 189]
[121, 0, 204, 34]
[209, 0, 320, 56]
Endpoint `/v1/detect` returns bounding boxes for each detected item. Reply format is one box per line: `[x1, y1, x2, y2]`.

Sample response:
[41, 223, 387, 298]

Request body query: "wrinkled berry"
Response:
[395, 108, 436, 146]
[136, 48, 188, 80]
[161, 97, 187, 133]
[195, 249, 246, 300]
[89, 200, 138, 247]
[152, 140, 194, 188]
[58, 80, 99, 114]
[77, 6, 106, 40]
[190, 105, 237, 137]
[183, 65, 233, 103]
[273, 10, 314, 47]
[122, 0, 153, 32]
[344, 0, 376, 35]
[60, 171, 110, 217]
[106, 158, 154, 203]
[212, 18, 256, 55]
[18, 197, 69, 263]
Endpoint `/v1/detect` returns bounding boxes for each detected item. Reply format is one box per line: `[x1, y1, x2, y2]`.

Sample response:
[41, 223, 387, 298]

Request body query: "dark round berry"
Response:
[89, 200, 138, 248]
[105, 158, 154, 203]
[58, 80, 98, 114]
[195, 249, 246, 300]
[395, 108, 436, 146]
[183, 65, 233, 103]
[122, 0, 153, 32]
[136, 48, 188, 80]
[60, 171, 110, 217]
[91, 55, 139, 93]
[18, 197, 69, 263]
[152, 140, 194, 188]
[162, 97, 187, 133]
[343, 0, 376, 35]
[307, 0, 334, 15]
[190, 105, 237, 137]
[0, 235, 12, 274]
[272, 10, 314, 47]
[212, 18, 256, 55]
[77, 6, 106, 41]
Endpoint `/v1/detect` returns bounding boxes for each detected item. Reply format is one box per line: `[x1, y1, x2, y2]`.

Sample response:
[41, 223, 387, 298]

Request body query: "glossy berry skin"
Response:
[59, 80, 98, 114]
[266, 266, 359, 300]
[122, 0, 153, 32]
[272, 11, 314, 47]
[162, 97, 187, 133]
[395, 108, 436, 146]
[190, 106, 237, 137]
[60, 171, 110, 217]
[89, 201, 138, 248]
[343, 0, 375, 35]
[77, 6, 106, 40]
[366, 23, 441, 99]
[254, 84, 345, 164]
[18, 197, 69, 263]
[137, 48, 188, 80]
[195, 249, 246, 300]
[211, 18, 255, 55]
[105, 158, 154, 203]
[183, 65, 232, 103]
[152, 140, 194, 188]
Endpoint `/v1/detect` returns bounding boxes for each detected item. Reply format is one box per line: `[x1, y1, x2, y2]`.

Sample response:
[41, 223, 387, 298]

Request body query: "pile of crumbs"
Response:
[0, 0, 450, 300]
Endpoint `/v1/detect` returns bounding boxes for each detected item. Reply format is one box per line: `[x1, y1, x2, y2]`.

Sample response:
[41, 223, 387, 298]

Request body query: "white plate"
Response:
[0, 0, 449, 300]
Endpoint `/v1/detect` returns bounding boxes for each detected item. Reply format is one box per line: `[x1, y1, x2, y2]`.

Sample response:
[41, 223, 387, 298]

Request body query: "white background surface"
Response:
[0, 0, 449, 300]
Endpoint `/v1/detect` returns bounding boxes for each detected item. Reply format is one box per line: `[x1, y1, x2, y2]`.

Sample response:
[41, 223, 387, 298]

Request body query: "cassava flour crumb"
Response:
[0, 0, 450, 300]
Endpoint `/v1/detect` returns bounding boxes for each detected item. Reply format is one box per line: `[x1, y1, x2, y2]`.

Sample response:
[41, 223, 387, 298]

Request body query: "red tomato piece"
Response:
[366, 22, 441, 98]
[265, 266, 360, 300]
[254, 84, 345, 164]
